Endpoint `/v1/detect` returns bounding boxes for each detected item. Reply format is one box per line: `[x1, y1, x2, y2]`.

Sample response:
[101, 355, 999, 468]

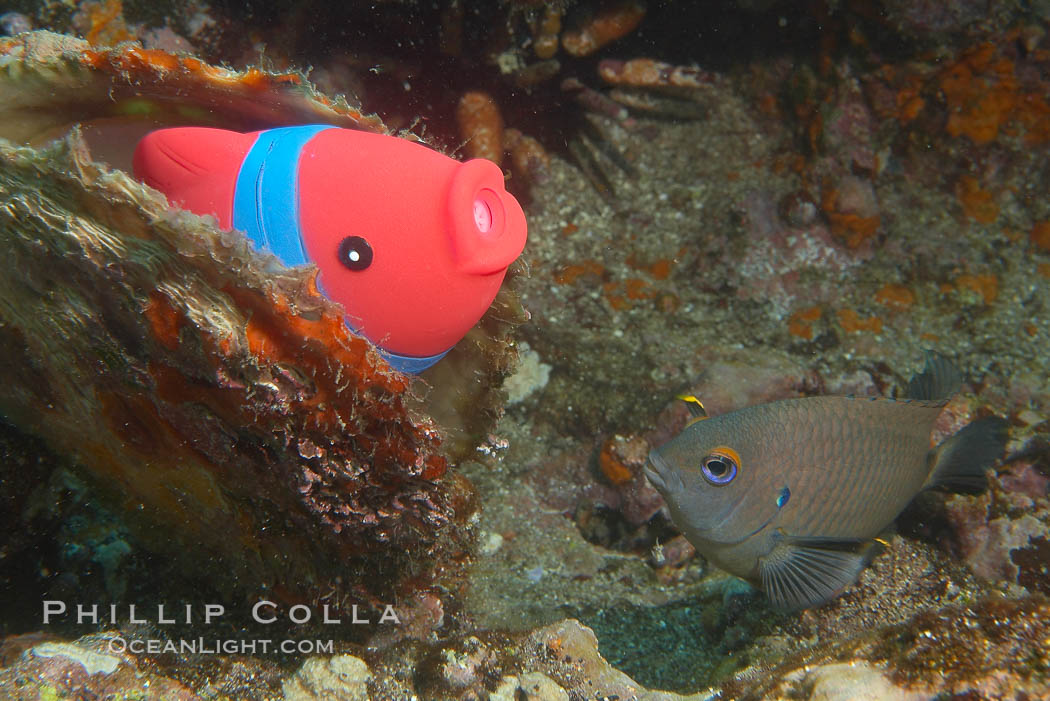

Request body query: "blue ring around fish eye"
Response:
[701, 454, 738, 485]
[338, 236, 373, 271]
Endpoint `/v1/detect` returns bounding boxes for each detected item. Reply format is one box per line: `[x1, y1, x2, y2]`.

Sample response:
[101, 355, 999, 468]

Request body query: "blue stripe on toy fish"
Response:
[233, 124, 332, 267]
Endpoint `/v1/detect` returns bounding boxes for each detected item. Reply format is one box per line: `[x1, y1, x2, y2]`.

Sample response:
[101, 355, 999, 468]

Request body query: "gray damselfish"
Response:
[644, 353, 1008, 610]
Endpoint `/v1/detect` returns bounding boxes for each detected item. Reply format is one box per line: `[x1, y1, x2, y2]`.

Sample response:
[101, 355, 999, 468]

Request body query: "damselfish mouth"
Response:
[644, 450, 670, 491]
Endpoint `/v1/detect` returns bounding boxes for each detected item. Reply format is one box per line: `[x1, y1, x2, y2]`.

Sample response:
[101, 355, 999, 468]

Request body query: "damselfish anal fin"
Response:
[924, 416, 1010, 493]
[906, 351, 963, 401]
[758, 536, 885, 611]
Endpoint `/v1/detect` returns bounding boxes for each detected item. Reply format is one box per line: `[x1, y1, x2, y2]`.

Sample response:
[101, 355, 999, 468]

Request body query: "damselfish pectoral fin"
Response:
[758, 535, 885, 611]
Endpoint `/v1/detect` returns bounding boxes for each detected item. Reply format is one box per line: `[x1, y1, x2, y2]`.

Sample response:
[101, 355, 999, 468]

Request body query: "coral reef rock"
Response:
[282, 654, 372, 701]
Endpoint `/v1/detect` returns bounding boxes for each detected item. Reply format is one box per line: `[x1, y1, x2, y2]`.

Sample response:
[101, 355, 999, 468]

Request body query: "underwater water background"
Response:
[0, 1, 1048, 699]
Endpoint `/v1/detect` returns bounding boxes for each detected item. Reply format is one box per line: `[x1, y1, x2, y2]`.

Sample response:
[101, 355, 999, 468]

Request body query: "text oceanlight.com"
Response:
[108, 637, 336, 655]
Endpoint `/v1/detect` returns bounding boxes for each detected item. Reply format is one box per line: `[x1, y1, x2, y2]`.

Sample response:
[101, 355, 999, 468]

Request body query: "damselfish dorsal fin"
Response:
[905, 351, 962, 401]
[924, 416, 1010, 492]
[758, 536, 885, 610]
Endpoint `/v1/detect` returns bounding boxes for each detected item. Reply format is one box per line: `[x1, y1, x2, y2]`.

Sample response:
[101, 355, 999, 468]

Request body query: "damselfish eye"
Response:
[337, 236, 373, 271]
[701, 447, 739, 485]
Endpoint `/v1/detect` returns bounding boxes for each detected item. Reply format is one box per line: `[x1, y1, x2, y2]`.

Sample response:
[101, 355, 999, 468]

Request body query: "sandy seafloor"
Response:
[0, 1, 1049, 699]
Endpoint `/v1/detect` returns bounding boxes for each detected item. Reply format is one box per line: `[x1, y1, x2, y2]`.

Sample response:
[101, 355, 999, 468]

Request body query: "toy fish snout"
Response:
[447, 158, 527, 275]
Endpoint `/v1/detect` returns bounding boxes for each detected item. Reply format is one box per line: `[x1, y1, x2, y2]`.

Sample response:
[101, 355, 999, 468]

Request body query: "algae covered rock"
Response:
[282, 654, 372, 701]
[0, 635, 201, 700]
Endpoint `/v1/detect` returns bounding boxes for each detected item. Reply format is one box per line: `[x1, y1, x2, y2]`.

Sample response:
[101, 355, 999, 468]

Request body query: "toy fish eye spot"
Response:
[337, 236, 373, 271]
[701, 446, 740, 485]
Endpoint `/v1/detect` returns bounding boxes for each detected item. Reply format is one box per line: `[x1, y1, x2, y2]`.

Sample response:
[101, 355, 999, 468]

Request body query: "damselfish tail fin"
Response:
[906, 351, 963, 401]
[924, 416, 1010, 492]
